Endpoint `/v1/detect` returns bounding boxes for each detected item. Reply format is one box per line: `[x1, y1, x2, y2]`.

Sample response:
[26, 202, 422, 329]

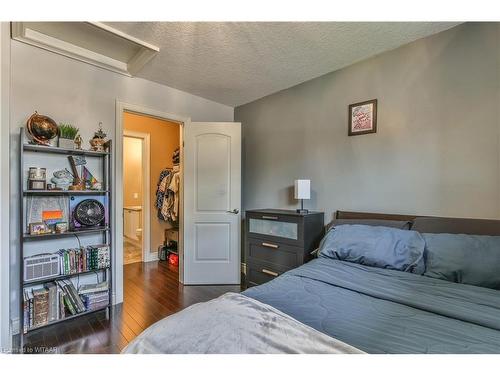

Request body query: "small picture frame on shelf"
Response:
[55, 222, 68, 233]
[28, 222, 49, 235]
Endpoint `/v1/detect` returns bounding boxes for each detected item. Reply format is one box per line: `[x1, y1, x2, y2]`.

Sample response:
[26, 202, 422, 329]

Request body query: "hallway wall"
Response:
[123, 136, 143, 208]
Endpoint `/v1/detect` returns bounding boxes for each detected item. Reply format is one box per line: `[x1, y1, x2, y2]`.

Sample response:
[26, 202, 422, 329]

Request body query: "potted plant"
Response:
[58, 123, 79, 149]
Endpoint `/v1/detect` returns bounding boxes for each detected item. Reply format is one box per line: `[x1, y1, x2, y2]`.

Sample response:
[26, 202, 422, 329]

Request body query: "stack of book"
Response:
[58, 244, 110, 275]
[79, 281, 109, 311]
[23, 281, 63, 333]
[56, 280, 86, 316]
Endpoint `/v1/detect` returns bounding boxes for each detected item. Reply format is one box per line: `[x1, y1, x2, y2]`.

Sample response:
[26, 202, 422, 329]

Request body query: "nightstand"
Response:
[245, 209, 324, 287]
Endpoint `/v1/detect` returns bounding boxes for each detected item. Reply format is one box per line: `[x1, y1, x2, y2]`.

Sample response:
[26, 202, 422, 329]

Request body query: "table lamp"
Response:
[294, 179, 310, 214]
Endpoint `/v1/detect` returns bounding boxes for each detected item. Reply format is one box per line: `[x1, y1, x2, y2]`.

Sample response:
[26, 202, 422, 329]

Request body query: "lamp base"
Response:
[296, 198, 309, 214]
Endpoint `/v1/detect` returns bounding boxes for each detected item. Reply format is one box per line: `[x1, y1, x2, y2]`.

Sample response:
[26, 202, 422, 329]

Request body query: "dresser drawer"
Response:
[246, 259, 290, 286]
[247, 237, 300, 268]
[245, 210, 324, 286]
[246, 211, 303, 246]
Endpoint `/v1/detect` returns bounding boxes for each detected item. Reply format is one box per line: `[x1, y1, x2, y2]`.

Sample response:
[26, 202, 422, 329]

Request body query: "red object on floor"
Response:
[168, 253, 179, 266]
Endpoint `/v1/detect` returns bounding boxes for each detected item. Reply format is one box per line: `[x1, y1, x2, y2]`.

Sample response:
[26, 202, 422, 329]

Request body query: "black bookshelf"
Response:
[19, 127, 113, 344]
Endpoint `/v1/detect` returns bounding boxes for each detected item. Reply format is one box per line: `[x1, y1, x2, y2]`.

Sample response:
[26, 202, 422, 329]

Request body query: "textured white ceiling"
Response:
[105, 22, 460, 107]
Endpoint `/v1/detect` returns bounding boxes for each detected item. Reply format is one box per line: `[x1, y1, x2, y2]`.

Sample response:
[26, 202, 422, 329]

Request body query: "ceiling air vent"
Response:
[11, 22, 159, 76]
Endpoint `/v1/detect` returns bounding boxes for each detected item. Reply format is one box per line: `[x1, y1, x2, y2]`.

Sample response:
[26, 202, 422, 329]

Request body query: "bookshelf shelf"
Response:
[19, 127, 113, 346]
[23, 226, 110, 241]
[23, 267, 110, 287]
[23, 143, 110, 157]
[23, 190, 109, 196]
[26, 304, 111, 333]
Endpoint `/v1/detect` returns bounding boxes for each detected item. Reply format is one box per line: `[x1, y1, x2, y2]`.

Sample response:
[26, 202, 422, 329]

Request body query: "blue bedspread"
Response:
[243, 258, 500, 353]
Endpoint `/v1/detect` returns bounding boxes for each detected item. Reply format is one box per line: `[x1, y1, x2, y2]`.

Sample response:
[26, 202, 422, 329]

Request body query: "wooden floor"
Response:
[21, 261, 243, 354]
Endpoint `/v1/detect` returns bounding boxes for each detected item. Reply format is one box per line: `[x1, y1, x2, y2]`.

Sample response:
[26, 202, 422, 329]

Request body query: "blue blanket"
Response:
[243, 258, 500, 353]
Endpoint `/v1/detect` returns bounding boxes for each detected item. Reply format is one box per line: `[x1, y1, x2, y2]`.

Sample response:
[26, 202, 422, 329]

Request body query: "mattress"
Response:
[243, 258, 500, 354]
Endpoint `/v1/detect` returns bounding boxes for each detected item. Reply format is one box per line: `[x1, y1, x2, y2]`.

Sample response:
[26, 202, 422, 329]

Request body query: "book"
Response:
[28, 289, 34, 330]
[44, 282, 58, 322]
[58, 287, 66, 318]
[32, 287, 49, 328]
[62, 280, 86, 313]
[56, 280, 78, 315]
[62, 292, 76, 315]
[78, 281, 109, 295]
[23, 290, 29, 333]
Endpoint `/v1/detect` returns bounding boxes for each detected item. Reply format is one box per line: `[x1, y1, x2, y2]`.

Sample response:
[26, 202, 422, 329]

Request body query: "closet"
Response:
[155, 147, 180, 263]
[156, 148, 180, 223]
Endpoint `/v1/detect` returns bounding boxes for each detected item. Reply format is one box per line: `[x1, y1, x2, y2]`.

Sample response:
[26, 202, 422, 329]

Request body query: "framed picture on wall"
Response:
[348, 99, 377, 136]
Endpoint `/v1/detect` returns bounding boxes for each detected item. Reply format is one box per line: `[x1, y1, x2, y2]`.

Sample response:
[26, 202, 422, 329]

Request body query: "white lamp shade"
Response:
[294, 179, 310, 200]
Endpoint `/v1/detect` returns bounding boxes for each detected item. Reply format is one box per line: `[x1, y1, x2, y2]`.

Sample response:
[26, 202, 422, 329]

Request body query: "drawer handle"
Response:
[262, 242, 279, 249]
[261, 269, 279, 277]
[262, 215, 279, 220]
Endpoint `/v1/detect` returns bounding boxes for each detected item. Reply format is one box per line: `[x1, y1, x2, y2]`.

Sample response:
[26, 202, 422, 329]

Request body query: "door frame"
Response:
[115, 100, 189, 304]
[123, 130, 151, 263]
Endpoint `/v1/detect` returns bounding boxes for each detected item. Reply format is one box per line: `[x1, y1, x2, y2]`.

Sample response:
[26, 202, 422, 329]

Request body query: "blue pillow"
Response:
[423, 233, 500, 289]
[318, 224, 425, 274]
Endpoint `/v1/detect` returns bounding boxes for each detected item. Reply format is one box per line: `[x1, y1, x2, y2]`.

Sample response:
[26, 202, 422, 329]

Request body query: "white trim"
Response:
[115, 101, 189, 303]
[11, 22, 159, 77]
[123, 130, 151, 264]
[87, 22, 160, 53]
[0, 22, 11, 351]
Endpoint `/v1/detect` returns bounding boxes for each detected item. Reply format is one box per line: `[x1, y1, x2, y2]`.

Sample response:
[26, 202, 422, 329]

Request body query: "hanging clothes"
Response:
[168, 165, 180, 221]
[172, 147, 180, 165]
[155, 166, 180, 223]
[155, 168, 173, 221]
[155, 148, 181, 224]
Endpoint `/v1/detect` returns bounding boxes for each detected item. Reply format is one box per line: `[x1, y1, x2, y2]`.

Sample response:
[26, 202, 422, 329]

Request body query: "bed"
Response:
[123, 211, 500, 354]
[244, 211, 500, 353]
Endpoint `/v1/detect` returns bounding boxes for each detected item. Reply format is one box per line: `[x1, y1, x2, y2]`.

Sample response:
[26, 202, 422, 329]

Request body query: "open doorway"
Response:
[123, 132, 148, 264]
[122, 112, 181, 267]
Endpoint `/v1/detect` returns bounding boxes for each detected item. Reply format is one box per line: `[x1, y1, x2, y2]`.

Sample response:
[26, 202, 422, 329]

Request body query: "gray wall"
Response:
[236, 22, 500, 225]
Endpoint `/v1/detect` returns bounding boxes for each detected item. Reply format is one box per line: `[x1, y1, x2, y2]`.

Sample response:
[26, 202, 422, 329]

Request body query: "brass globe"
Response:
[26, 111, 59, 145]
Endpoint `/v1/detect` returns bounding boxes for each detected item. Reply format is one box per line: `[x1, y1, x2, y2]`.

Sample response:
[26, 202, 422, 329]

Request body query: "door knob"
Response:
[227, 209, 239, 214]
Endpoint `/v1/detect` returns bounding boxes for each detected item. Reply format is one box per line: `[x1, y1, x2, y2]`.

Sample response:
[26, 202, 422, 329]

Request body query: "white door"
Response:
[183, 122, 241, 284]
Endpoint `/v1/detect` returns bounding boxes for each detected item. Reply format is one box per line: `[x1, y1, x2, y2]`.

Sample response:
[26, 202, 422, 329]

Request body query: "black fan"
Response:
[74, 199, 105, 227]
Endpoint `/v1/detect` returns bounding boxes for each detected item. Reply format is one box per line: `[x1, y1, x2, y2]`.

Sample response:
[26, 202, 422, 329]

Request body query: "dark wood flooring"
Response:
[21, 261, 243, 354]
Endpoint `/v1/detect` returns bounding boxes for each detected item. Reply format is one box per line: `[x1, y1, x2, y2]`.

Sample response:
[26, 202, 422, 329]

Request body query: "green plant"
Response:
[58, 123, 79, 140]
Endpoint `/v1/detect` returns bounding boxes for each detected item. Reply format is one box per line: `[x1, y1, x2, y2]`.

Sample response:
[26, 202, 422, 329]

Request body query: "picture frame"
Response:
[348, 99, 377, 136]
[28, 222, 49, 235]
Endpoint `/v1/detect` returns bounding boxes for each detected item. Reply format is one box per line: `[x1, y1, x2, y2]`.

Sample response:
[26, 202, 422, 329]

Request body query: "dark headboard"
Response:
[336, 210, 418, 222]
[335, 210, 500, 236]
